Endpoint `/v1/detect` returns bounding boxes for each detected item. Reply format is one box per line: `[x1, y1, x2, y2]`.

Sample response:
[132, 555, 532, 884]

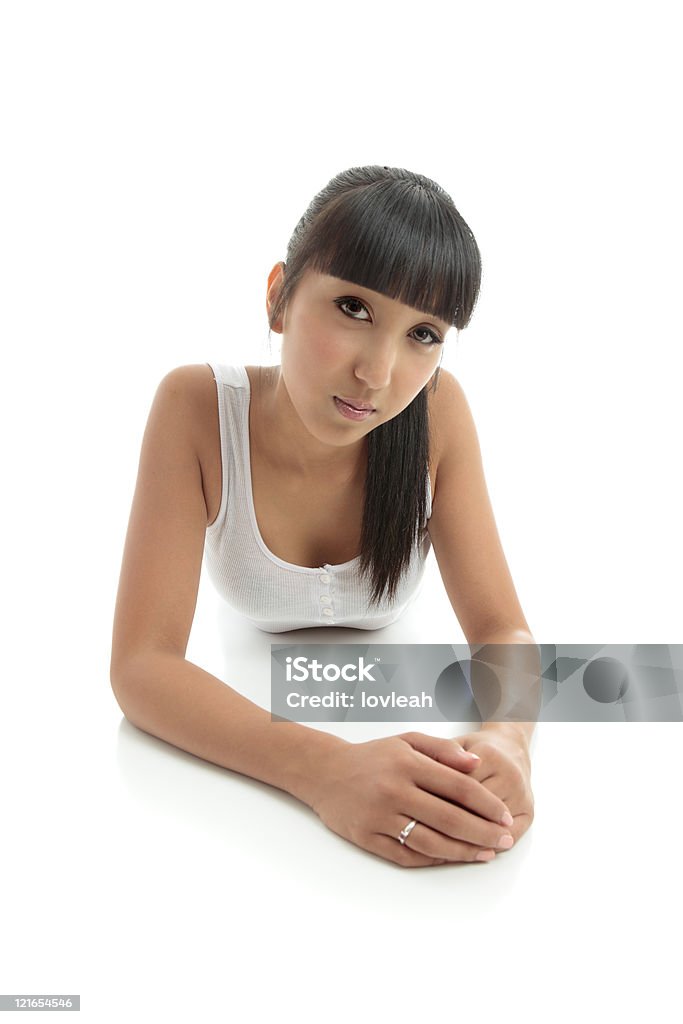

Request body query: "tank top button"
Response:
[320, 595, 331, 605]
[322, 607, 334, 617]
[319, 573, 331, 584]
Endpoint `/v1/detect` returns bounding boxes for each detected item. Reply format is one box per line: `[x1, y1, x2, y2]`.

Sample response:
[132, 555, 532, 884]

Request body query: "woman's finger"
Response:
[410, 753, 514, 829]
[399, 731, 481, 772]
[385, 815, 498, 863]
[365, 833, 452, 868]
[403, 786, 514, 850]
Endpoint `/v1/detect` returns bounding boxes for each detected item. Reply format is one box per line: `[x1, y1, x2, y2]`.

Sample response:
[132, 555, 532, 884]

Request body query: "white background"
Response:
[1, 1, 681, 1021]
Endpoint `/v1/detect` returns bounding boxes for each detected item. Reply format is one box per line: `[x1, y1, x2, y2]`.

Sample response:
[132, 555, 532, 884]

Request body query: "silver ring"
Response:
[398, 819, 418, 845]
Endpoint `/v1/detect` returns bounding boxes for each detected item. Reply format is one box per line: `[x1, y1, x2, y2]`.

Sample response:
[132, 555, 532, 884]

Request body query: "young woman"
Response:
[110, 165, 536, 868]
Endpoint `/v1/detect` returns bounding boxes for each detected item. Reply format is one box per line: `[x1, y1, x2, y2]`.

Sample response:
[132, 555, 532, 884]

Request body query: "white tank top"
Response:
[203, 363, 433, 633]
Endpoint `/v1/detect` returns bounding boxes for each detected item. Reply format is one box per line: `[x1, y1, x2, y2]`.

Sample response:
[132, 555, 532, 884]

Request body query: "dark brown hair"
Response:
[267, 165, 482, 609]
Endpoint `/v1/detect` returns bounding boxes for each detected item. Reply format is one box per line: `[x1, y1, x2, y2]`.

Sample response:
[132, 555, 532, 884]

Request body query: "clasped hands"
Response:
[309, 726, 534, 868]
[393, 727, 534, 866]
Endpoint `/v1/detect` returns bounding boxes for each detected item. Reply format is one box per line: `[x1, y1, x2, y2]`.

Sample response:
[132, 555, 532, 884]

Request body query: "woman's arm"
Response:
[110, 365, 343, 804]
[111, 366, 517, 867]
[426, 371, 538, 846]
[427, 369, 541, 743]
[112, 650, 347, 806]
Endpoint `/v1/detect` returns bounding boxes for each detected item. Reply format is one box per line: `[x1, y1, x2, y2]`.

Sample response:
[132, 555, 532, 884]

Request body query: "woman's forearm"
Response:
[110, 651, 345, 808]
[468, 630, 541, 745]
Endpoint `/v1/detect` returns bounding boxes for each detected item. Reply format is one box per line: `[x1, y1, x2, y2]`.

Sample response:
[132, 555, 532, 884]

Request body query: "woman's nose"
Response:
[352, 335, 398, 390]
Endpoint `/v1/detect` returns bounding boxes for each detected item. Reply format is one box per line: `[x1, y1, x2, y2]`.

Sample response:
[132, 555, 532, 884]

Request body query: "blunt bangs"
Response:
[302, 179, 480, 331]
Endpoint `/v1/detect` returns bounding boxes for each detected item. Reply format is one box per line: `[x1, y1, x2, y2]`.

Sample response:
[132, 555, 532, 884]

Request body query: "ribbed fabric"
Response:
[202, 364, 433, 633]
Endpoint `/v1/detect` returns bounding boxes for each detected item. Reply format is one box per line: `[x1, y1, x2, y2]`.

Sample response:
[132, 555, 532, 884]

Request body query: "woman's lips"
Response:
[333, 396, 376, 421]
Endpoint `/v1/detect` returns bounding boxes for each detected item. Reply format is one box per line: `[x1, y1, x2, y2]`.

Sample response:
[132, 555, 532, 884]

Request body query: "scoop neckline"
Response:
[239, 366, 362, 575]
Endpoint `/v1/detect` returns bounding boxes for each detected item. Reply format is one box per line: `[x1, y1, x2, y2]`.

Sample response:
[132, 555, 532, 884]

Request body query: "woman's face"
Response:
[269, 265, 452, 451]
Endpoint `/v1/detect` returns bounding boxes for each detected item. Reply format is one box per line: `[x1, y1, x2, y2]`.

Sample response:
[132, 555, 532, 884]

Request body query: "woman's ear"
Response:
[266, 262, 286, 333]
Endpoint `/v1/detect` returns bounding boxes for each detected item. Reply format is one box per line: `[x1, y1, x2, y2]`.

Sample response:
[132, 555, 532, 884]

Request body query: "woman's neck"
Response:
[249, 364, 367, 482]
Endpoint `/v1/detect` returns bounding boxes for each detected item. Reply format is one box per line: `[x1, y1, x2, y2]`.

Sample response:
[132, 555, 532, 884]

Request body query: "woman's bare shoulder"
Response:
[155, 363, 218, 448]
[160, 361, 216, 394]
[153, 364, 223, 525]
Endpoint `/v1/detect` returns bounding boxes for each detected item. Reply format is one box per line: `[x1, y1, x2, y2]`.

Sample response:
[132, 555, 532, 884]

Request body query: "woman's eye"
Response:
[413, 327, 443, 346]
[334, 297, 370, 320]
[333, 297, 443, 346]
